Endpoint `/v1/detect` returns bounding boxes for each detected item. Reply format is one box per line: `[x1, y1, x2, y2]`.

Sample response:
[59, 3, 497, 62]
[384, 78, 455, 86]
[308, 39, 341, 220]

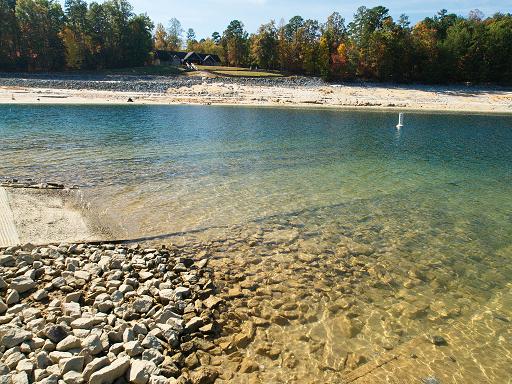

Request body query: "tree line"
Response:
[0, 0, 153, 71]
[1, 0, 511, 84]
[165, 8, 512, 84]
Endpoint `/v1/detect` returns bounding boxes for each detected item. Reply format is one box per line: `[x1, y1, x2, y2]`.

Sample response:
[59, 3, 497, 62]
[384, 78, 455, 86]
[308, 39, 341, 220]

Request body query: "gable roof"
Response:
[154, 50, 187, 60]
[183, 52, 202, 62]
[154, 50, 220, 63]
[172, 51, 187, 59]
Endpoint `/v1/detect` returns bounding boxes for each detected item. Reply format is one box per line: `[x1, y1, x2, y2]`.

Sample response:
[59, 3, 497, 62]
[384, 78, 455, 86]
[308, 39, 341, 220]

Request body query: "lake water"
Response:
[1, 104, 512, 382]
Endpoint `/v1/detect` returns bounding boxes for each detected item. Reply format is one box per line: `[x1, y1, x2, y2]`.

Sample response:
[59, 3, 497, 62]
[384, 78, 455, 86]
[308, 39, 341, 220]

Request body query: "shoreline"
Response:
[1, 81, 512, 114]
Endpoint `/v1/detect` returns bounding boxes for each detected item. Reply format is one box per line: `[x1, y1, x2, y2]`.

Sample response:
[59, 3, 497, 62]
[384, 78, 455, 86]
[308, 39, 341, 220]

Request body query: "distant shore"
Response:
[1, 73, 511, 114]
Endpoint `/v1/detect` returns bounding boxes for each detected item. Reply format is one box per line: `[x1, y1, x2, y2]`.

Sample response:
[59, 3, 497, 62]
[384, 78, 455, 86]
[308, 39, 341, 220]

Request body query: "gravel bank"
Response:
[0, 242, 223, 384]
[0, 73, 325, 94]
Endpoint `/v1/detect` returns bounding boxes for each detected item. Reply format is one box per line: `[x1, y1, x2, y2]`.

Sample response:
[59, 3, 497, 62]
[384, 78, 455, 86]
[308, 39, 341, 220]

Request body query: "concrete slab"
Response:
[0, 187, 20, 247]
[1, 187, 109, 246]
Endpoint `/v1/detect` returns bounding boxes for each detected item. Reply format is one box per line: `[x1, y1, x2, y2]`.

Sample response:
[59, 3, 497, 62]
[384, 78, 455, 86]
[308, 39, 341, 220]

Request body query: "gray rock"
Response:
[184, 317, 203, 334]
[10, 276, 35, 293]
[39, 373, 60, 384]
[74, 270, 91, 281]
[71, 317, 102, 329]
[65, 292, 81, 303]
[123, 328, 134, 343]
[62, 302, 81, 316]
[141, 349, 164, 365]
[0, 254, 15, 267]
[161, 328, 180, 348]
[56, 335, 82, 351]
[127, 360, 157, 384]
[63, 371, 85, 384]
[132, 296, 153, 313]
[49, 351, 73, 363]
[59, 356, 85, 374]
[36, 351, 53, 369]
[45, 324, 69, 343]
[422, 378, 441, 384]
[4, 351, 24, 369]
[16, 359, 34, 373]
[32, 289, 49, 301]
[11, 372, 29, 384]
[0, 300, 6, 314]
[109, 342, 124, 355]
[141, 335, 162, 351]
[0, 326, 32, 347]
[83, 356, 110, 381]
[5, 303, 25, 315]
[133, 323, 147, 336]
[96, 300, 114, 313]
[158, 289, 174, 304]
[174, 287, 190, 300]
[428, 335, 448, 346]
[124, 341, 143, 357]
[6, 289, 19, 305]
[51, 276, 66, 288]
[82, 334, 103, 355]
[34, 369, 49, 382]
[89, 357, 130, 384]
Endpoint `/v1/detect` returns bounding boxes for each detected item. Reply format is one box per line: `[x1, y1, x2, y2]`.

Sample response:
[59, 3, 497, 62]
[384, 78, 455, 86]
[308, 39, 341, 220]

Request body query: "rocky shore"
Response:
[1, 72, 510, 113]
[0, 73, 324, 94]
[0, 242, 224, 384]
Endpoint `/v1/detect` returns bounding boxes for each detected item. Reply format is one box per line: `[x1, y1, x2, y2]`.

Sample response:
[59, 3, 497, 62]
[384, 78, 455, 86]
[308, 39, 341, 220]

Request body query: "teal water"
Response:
[2, 105, 512, 237]
[1, 104, 512, 381]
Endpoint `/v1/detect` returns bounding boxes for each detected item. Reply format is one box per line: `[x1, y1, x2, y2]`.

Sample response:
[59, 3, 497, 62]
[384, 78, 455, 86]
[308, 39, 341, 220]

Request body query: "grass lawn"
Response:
[196, 65, 286, 78]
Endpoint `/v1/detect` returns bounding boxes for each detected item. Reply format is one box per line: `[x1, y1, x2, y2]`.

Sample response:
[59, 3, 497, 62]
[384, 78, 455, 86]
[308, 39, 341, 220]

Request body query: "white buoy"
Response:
[396, 113, 404, 128]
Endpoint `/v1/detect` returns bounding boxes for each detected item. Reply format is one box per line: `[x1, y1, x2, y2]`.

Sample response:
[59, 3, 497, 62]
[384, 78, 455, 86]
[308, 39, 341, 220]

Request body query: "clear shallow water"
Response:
[2, 105, 512, 237]
[1, 105, 512, 381]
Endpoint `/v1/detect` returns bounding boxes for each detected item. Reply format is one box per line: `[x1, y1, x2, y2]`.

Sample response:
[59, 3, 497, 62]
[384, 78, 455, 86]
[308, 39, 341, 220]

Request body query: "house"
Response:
[153, 50, 220, 66]
[199, 54, 221, 66]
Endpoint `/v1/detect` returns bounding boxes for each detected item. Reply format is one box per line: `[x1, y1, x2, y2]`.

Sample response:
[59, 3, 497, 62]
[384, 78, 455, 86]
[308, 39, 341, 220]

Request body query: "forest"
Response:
[1, 0, 511, 84]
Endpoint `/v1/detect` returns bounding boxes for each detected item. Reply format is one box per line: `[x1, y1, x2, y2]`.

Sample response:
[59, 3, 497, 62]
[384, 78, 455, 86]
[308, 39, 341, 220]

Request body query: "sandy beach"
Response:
[1, 79, 512, 114]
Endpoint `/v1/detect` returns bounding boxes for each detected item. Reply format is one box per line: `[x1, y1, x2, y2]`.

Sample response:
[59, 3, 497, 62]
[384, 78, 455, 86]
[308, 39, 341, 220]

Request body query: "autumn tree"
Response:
[167, 17, 183, 50]
[153, 23, 168, 50]
[16, 0, 66, 71]
[251, 20, 278, 69]
[222, 20, 248, 66]
[186, 28, 197, 51]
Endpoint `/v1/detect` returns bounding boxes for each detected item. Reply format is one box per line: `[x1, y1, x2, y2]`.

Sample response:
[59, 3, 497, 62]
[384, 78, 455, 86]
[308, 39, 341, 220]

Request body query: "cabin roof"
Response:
[154, 51, 220, 63]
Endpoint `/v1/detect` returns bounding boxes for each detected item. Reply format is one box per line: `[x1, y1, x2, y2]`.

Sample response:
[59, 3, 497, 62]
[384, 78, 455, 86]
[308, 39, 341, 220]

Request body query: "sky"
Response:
[63, 0, 512, 38]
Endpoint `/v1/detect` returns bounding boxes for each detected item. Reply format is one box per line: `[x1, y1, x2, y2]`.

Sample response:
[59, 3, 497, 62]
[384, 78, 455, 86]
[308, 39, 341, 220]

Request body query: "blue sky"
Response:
[67, 0, 512, 38]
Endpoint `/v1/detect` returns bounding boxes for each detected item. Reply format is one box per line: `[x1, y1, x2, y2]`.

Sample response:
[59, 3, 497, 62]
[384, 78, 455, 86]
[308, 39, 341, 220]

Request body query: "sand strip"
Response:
[1, 83, 512, 114]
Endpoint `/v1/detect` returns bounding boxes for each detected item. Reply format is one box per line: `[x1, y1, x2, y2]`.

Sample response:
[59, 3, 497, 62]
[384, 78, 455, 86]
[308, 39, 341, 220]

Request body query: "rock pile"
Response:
[0, 243, 224, 384]
[0, 73, 324, 94]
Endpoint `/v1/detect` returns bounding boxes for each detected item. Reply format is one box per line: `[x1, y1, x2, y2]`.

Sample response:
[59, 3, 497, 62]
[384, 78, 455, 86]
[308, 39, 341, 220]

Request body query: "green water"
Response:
[1, 104, 512, 381]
